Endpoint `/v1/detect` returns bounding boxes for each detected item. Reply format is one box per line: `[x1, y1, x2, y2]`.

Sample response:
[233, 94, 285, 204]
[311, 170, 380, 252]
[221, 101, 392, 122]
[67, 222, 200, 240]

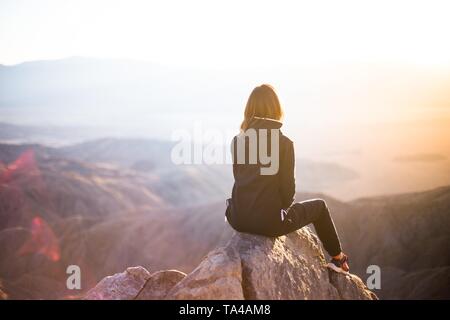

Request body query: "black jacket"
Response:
[226, 117, 295, 237]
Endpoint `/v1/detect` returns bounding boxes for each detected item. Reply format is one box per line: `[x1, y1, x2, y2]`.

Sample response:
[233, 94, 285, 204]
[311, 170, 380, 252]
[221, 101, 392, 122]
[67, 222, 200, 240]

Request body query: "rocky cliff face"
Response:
[85, 228, 377, 300]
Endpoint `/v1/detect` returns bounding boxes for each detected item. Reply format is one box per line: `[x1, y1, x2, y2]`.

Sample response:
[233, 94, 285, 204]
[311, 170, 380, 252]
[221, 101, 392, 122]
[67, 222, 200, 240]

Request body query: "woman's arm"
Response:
[279, 139, 296, 209]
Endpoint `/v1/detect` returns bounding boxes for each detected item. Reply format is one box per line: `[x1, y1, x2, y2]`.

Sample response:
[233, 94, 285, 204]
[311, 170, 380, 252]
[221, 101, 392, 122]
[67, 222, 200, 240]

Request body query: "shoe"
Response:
[327, 254, 350, 274]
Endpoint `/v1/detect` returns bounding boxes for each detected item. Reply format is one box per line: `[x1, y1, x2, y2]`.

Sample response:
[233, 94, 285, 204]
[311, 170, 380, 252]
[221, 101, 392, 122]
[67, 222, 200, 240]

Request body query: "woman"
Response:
[226, 84, 349, 274]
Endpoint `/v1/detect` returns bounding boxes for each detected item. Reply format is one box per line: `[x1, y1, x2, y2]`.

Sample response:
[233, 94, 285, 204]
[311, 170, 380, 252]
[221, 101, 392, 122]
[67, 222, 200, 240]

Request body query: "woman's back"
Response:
[226, 116, 295, 236]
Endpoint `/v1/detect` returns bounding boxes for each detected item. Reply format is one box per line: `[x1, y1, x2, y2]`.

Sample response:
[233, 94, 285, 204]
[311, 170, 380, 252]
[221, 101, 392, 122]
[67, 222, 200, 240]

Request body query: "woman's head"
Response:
[240, 84, 283, 131]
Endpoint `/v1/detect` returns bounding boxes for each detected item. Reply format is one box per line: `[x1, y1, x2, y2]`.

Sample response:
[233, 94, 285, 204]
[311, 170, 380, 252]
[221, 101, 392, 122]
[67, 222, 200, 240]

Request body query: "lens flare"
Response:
[18, 216, 61, 262]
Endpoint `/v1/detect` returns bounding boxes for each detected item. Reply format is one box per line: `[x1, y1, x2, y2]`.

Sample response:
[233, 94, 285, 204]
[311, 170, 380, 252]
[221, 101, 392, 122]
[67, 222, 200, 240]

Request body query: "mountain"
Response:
[58, 137, 359, 201]
[0, 141, 235, 299]
[84, 229, 377, 300]
[0, 142, 167, 229]
[332, 186, 450, 299]
[0, 122, 115, 146]
[0, 140, 449, 299]
[0, 134, 359, 204]
[0, 140, 233, 209]
[0, 57, 199, 110]
[0, 58, 244, 132]
[59, 138, 234, 205]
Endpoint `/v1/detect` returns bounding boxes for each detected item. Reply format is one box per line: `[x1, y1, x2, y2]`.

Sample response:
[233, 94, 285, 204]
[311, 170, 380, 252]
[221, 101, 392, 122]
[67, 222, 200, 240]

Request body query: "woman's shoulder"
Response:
[280, 132, 294, 146]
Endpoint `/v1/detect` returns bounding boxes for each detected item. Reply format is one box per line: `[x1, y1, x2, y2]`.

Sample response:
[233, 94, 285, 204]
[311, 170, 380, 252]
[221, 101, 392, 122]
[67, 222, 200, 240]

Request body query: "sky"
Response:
[0, 0, 449, 199]
[1, 0, 450, 68]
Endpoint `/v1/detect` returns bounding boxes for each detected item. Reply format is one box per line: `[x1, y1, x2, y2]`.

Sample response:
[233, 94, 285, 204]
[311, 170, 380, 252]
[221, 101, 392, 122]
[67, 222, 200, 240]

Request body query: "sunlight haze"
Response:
[1, 0, 450, 67]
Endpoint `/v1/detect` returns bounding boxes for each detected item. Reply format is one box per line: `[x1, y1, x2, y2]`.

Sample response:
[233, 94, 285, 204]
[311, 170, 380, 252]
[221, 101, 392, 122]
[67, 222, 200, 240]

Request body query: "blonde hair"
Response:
[240, 84, 283, 131]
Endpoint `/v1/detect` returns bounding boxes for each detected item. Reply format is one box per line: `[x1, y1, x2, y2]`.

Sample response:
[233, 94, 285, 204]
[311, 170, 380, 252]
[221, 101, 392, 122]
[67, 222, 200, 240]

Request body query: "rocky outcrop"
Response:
[83, 267, 187, 300]
[85, 228, 377, 300]
[136, 270, 186, 300]
[84, 266, 151, 300]
[167, 245, 244, 300]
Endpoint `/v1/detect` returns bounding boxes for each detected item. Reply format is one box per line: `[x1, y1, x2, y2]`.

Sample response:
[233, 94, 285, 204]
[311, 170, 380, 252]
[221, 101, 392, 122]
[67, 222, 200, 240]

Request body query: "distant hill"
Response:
[333, 186, 450, 299]
[0, 122, 115, 146]
[59, 137, 359, 197]
[0, 57, 195, 110]
[0, 133, 359, 203]
[0, 57, 244, 130]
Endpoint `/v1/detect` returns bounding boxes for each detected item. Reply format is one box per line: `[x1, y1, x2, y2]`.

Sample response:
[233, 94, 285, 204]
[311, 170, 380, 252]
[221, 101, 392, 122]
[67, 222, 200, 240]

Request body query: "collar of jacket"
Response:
[247, 117, 283, 130]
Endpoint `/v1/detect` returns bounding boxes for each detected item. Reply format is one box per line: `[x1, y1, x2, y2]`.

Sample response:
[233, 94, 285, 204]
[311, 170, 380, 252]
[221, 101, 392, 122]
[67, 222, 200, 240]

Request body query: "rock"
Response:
[84, 266, 151, 300]
[136, 270, 186, 300]
[0, 287, 7, 300]
[328, 271, 377, 300]
[166, 246, 244, 299]
[234, 228, 340, 299]
[85, 228, 377, 300]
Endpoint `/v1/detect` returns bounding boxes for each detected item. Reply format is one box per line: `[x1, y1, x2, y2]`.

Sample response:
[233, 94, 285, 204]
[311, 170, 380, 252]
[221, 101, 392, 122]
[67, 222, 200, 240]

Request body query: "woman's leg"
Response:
[285, 199, 342, 257]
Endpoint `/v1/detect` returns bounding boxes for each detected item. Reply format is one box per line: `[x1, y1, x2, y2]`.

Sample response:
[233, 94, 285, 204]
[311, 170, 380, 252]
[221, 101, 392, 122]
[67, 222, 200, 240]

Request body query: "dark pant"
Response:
[284, 199, 342, 257]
